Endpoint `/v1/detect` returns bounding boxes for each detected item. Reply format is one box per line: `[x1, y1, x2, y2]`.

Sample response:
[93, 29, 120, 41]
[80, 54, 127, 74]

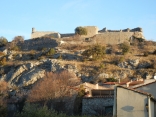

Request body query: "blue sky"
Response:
[0, 0, 156, 41]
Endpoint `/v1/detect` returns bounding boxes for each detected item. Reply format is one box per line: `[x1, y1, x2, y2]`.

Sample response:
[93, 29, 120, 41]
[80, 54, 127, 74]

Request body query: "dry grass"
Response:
[0, 51, 5, 56]
[0, 81, 8, 106]
[61, 44, 88, 51]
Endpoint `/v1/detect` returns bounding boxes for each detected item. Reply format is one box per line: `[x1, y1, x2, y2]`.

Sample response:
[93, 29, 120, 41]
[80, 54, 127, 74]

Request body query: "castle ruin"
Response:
[31, 28, 61, 38]
[31, 26, 144, 44]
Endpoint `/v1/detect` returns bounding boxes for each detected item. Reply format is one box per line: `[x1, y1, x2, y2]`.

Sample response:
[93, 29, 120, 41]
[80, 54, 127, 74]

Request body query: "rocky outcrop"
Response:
[0, 59, 81, 87]
[118, 59, 139, 69]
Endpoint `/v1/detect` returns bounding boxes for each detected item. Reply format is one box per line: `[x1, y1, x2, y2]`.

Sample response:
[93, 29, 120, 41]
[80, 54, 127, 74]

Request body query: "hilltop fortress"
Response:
[31, 26, 144, 44]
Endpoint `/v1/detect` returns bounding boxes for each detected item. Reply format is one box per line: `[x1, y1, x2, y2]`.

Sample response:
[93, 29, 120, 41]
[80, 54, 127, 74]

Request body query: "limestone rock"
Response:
[97, 73, 109, 79]
[118, 59, 140, 69]
[2, 49, 7, 55]
[7, 54, 13, 60]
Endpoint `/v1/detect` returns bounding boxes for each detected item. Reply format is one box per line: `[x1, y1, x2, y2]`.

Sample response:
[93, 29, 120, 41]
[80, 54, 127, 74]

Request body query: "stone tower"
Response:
[32, 28, 36, 33]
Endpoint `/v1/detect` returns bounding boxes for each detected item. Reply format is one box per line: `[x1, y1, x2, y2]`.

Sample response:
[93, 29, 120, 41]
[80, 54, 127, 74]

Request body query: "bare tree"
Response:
[0, 81, 8, 117]
[7, 36, 24, 50]
[27, 70, 80, 102]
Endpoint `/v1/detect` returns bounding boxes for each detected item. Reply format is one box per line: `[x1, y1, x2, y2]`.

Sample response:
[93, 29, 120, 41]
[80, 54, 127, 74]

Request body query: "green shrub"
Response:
[120, 42, 130, 55]
[118, 56, 125, 63]
[143, 51, 149, 57]
[41, 47, 48, 52]
[0, 57, 6, 65]
[0, 37, 8, 47]
[14, 103, 58, 117]
[11, 46, 20, 51]
[30, 50, 36, 55]
[15, 103, 104, 117]
[153, 50, 156, 55]
[0, 106, 7, 117]
[82, 44, 106, 61]
[75, 27, 87, 35]
[46, 48, 55, 55]
[106, 78, 117, 82]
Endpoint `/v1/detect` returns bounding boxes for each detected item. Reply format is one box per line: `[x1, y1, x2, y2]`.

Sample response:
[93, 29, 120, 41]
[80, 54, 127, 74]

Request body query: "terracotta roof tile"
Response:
[83, 95, 114, 99]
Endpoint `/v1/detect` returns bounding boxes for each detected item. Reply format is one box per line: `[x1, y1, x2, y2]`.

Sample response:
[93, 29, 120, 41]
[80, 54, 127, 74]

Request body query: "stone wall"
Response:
[92, 32, 134, 44]
[61, 33, 75, 38]
[82, 26, 99, 37]
[31, 28, 61, 39]
[82, 96, 114, 116]
[20, 38, 58, 50]
[31, 31, 61, 38]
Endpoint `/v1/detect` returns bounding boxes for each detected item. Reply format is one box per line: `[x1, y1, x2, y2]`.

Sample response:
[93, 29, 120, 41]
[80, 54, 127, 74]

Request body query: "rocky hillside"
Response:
[0, 36, 156, 88]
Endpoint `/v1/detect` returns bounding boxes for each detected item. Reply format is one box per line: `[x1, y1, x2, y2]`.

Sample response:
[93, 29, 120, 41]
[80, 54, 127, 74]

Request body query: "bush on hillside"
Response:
[75, 27, 87, 35]
[82, 44, 106, 61]
[0, 37, 8, 47]
[15, 103, 104, 117]
[120, 42, 130, 55]
[143, 51, 149, 57]
[153, 50, 156, 55]
[46, 48, 55, 55]
[9, 36, 24, 50]
[11, 46, 20, 51]
[0, 57, 7, 66]
[106, 78, 117, 82]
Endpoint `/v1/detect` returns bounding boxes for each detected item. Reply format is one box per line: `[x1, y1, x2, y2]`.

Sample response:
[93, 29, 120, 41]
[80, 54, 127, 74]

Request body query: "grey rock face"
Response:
[118, 59, 140, 69]
[0, 59, 72, 87]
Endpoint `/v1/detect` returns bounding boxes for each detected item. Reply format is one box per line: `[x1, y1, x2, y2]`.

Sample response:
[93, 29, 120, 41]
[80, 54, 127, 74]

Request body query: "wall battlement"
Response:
[99, 27, 142, 33]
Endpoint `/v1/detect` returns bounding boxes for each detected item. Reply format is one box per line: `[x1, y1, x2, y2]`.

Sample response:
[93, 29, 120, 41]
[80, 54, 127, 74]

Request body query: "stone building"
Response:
[31, 28, 61, 38]
[82, 89, 114, 116]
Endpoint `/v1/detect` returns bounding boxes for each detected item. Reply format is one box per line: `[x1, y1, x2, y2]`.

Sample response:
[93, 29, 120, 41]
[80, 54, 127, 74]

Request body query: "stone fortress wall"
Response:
[31, 26, 144, 45]
[93, 27, 144, 44]
[31, 28, 61, 38]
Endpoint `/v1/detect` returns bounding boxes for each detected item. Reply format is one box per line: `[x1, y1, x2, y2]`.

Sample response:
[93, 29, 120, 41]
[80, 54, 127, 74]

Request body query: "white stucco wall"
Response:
[136, 82, 156, 99]
[116, 87, 148, 117]
[150, 99, 155, 117]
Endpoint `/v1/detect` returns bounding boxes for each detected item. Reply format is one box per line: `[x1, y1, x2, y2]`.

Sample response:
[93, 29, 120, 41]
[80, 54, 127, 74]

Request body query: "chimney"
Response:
[126, 82, 130, 87]
[96, 83, 99, 89]
[118, 78, 120, 83]
[85, 82, 87, 86]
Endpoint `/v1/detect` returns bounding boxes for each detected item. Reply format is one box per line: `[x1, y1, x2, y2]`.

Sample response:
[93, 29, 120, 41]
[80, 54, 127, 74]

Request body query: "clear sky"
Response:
[0, 0, 156, 41]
